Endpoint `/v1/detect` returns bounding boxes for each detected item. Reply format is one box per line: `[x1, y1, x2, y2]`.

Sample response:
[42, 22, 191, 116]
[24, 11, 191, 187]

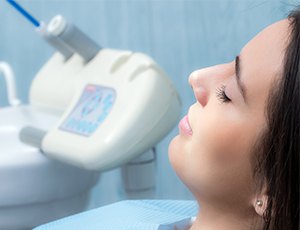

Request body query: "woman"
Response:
[34, 7, 299, 230]
[169, 8, 299, 230]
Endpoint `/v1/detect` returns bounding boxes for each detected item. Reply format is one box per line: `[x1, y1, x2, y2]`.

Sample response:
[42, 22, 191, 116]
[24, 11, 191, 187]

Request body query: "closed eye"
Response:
[216, 85, 231, 103]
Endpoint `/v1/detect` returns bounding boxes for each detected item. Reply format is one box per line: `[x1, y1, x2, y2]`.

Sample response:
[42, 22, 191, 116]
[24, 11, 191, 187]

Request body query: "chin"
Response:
[168, 136, 202, 194]
[168, 135, 189, 180]
[168, 135, 181, 170]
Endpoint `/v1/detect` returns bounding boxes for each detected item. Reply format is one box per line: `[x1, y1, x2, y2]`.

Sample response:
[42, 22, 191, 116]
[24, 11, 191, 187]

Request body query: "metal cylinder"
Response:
[19, 126, 47, 149]
[36, 22, 74, 60]
[121, 148, 156, 199]
[47, 15, 101, 63]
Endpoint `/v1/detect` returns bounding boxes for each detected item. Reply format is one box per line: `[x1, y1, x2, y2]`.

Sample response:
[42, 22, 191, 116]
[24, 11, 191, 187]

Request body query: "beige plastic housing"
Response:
[29, 49, 181, 171]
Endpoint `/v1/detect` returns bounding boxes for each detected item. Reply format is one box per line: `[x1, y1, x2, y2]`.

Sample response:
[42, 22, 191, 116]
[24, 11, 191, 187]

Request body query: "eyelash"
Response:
[216, 85, 231, 103]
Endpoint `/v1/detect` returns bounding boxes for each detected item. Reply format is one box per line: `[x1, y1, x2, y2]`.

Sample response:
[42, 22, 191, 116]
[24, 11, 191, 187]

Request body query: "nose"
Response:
[188, 63, 233, 107]
[189, 70, 209, 107]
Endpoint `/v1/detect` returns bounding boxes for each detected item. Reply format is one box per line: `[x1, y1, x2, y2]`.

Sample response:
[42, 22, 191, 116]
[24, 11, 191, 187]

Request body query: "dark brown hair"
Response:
[255, 8, 300, 230]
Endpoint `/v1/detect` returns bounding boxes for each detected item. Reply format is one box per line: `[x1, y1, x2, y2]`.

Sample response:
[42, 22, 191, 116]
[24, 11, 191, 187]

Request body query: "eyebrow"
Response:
[235, 55, 247, 102]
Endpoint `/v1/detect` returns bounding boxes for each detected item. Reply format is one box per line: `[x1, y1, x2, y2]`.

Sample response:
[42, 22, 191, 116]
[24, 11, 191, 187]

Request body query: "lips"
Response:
[178, 115, 193, 136]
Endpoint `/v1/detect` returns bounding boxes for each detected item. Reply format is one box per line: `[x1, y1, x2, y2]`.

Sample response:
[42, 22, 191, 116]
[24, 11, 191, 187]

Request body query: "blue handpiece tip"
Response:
[6, 0, 40, 27]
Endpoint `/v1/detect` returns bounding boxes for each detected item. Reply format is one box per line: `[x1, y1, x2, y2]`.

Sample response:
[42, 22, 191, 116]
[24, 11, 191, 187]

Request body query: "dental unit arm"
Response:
[8, 0, 181, 172]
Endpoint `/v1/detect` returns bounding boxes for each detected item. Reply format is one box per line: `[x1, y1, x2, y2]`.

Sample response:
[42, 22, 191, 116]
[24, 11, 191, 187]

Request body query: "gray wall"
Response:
[0, 0, 296, 209]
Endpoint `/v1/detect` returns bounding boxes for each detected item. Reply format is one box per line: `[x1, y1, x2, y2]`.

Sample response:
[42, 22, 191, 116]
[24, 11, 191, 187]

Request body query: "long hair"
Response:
[255, 8, 300, 230]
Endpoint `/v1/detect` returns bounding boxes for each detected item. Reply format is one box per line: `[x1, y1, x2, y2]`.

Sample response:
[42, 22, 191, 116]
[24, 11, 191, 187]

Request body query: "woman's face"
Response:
[169, 20, 289, 208]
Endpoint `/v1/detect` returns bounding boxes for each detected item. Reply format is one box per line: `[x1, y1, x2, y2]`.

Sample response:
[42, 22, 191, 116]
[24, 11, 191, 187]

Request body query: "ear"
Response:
[252, 194, 268, 216]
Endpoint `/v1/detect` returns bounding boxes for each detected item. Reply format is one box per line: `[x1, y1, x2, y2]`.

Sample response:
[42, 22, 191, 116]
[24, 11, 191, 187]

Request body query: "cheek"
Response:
[192, 113, 243, 161]
[186, 108, 257, 196]
[168, 103, 263, 200]
[201, 123, 246, 162]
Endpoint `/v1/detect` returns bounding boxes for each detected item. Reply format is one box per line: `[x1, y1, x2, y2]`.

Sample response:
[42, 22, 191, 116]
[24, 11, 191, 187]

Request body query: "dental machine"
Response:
[7, 0, 181, 171]
[0, 1, 181, 229]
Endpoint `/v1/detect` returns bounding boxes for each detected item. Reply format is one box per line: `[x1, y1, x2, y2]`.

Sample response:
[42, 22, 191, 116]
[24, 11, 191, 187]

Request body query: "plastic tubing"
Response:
[0, 62, 21, 106]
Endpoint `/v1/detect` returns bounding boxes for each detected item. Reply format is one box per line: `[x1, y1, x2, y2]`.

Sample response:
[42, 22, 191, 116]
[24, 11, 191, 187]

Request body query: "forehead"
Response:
[240, 19, 290, 109]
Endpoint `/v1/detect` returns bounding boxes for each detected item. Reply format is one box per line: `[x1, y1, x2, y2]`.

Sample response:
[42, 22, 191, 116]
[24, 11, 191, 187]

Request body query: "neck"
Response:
[190, 200, 262, 230]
